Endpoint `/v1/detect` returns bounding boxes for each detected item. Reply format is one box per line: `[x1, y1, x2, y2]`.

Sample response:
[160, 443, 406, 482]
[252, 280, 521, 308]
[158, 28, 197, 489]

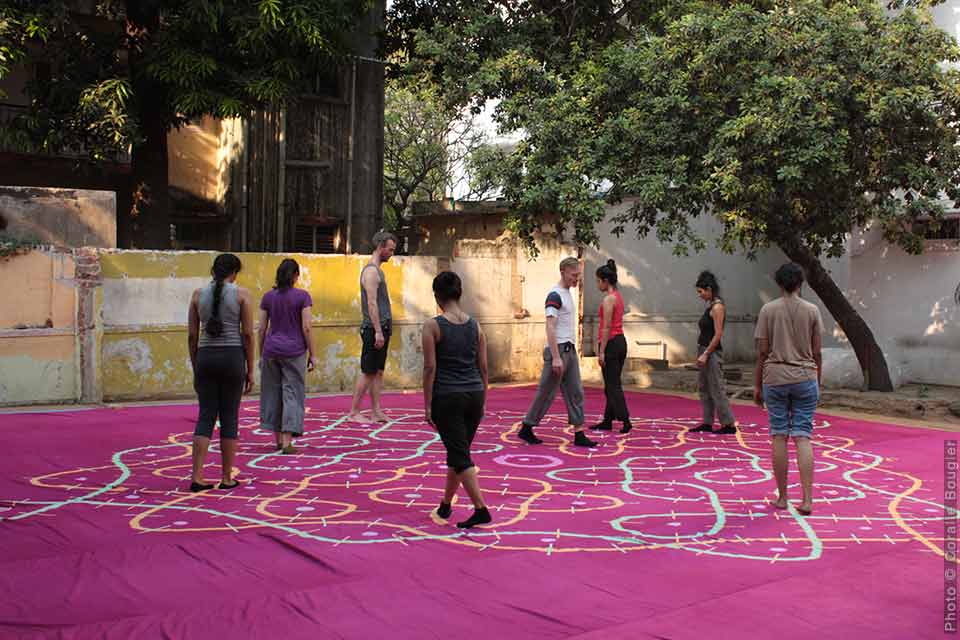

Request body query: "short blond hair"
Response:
[559, 257, 580, 271]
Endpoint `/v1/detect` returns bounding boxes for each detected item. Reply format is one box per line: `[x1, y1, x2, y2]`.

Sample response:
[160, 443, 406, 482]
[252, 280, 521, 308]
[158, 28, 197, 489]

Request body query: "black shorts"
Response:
[432, 390, 485, 473]
[360, 325, 391, 374]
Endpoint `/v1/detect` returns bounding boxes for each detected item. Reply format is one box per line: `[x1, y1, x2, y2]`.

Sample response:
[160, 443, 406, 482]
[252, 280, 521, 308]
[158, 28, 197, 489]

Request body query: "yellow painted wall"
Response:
[0, 251, 79, 405]
[0, 250, 76, 330]
[98, 251, 439, 401]
[1, 248, 564, 405]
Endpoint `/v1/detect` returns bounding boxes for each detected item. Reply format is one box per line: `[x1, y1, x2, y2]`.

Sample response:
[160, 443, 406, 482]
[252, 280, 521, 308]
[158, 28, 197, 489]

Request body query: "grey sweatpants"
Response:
[523, 345, 585, 428]
[698, 345, 736, 426]
[260, 353, 307, 435]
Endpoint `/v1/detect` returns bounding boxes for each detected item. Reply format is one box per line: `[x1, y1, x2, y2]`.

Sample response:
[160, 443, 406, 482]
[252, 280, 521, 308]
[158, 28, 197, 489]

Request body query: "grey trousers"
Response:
[523, 345, 585, 427]
[698, 345, 736, 426]
[260, 353, 307, 435]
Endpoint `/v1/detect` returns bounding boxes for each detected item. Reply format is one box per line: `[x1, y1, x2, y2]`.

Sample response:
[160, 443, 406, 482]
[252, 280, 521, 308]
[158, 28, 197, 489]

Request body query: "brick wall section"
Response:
[75, 247, 103, 403]
[75, 248, 102, 286]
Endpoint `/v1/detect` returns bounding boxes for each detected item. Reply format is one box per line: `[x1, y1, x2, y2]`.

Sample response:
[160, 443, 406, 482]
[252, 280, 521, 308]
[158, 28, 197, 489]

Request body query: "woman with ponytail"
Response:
[187, 253, 255, 492]
[258, 258, 315, 454]
[689, 270, 738, 435]
[591, 259, 632, 434]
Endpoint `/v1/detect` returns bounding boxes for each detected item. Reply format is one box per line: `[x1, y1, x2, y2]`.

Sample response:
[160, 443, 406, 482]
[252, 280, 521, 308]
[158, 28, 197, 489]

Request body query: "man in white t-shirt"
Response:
[518, 257, 598, 448]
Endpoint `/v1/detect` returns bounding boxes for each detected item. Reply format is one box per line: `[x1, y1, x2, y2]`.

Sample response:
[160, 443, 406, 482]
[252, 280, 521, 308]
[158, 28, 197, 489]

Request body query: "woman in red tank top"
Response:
[590, 259, 632, 434]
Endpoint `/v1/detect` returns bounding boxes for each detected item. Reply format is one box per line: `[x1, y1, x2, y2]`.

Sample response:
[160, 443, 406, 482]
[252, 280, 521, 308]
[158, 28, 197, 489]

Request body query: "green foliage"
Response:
[384, 74, 502, 227]
[0, 1, 371, 158]
[389, 0, 960, 258]
[0, 233, 40, 259]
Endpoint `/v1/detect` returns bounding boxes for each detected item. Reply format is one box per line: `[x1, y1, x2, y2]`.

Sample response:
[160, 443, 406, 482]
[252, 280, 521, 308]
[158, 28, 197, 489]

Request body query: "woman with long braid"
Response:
[187, 253, 255, 492]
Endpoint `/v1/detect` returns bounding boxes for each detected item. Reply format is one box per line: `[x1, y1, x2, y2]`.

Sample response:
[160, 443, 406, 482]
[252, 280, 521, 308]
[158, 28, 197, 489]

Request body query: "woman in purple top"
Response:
[258, 259, 315, 454]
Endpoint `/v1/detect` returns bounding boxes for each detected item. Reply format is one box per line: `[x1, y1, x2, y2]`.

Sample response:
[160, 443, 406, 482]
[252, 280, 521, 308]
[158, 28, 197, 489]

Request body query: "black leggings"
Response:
[601, 335, 629, 422]
[432, 391, 485, 473]
[194, 347, 246, 439]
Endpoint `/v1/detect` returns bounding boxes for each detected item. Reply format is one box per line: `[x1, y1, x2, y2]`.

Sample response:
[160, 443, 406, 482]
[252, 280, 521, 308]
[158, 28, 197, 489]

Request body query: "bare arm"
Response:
[187, 290, 200, 370]
[812, 323, 823, 387]
[598, 294, 615, 357]
[239, 288, 255, 393]
[546, 316, 560, 359]
[301, 304, 315, 371]
[754, 337, 770, 406]
[477, 322, 489, 417]
[421, 319, 438, 426]
[545, 315, 564, 377]
[361, 266, 383, 342]
[257, 308, 269, 358]
[477, 322, 489, 390]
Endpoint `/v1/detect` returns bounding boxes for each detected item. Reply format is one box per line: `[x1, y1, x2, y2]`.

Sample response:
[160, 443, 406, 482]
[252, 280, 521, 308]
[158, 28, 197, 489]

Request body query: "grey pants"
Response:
[260, 353, 307, 435]
[698, 345, 736, 426]
[523, 345, 584, 427]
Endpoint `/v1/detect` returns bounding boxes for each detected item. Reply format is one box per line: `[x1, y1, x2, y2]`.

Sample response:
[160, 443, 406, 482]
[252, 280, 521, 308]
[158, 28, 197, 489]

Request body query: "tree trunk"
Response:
[777, 235, 894, 391]
[122, 0, 170, 249]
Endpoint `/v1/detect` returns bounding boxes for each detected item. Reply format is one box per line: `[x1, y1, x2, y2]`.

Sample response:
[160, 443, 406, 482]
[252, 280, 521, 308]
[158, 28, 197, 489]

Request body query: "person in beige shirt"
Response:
[754, 263, 823, 516]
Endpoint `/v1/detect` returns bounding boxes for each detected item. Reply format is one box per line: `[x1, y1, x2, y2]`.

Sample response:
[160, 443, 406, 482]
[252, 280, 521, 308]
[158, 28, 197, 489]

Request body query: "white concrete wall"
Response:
[581, 199, 957, 387]
[842, 225, 960, 385]
[582, 199, 786, 363]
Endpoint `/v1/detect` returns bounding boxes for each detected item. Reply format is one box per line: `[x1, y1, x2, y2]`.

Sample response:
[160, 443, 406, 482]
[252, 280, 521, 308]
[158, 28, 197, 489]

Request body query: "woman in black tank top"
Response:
[689, 271, 738, 435]
[421, 271, 492, 529]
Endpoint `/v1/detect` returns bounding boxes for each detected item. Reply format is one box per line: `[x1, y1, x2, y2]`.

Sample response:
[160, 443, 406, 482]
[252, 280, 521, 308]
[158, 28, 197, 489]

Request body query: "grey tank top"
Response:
[198, 281, 243, 348]
[360, 264, 392, 330]
[434, 316, 484, 393]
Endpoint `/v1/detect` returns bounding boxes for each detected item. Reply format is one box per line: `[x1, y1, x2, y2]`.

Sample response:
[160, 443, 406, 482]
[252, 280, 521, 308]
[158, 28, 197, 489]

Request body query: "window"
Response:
[919, 216, 960, 240]
[294, 223, 339, 253]
[913, 213, 960, 251]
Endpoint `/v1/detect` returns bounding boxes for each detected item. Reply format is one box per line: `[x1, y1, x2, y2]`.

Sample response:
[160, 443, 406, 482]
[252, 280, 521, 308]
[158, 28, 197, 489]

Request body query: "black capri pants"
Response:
[601, 334, 629, 422]
[432, 390, 485, 473]
[194, 346, 246, 439]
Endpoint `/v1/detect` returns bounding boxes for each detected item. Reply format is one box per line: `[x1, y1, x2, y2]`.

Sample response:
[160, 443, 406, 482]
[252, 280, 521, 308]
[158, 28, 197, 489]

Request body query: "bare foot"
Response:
[371, 411, 389, 423]
[345, 411, 369, 423]
[795, 502, 813, 516]
[772, 496, 788, 510]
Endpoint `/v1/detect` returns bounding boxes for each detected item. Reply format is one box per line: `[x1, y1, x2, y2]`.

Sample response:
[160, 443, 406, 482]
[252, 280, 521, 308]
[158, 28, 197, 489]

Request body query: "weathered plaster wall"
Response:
[97, 251, 441, 401]
[2, 244, 587, 405]
[0, 186, 116, 249]
[0, 250, 79, 405]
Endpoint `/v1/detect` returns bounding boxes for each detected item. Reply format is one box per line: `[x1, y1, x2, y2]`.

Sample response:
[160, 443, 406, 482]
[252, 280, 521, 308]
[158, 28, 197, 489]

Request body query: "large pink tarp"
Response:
[0, 387, 952, 638]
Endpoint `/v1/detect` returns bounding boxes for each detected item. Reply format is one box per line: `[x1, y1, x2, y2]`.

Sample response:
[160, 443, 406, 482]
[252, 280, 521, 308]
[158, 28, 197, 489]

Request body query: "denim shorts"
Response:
[763, 379, 819, 438]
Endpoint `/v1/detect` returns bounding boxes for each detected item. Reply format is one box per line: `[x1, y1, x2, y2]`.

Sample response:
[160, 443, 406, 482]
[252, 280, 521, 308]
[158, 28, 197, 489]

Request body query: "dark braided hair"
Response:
[275, 258, 299, 290]
[206, 253, 242, 337]
[596, 259, 618, 286]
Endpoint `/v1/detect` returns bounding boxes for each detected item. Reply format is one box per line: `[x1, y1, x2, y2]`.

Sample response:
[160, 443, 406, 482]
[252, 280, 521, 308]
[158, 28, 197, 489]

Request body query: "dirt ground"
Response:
[627, 362, 960, 430]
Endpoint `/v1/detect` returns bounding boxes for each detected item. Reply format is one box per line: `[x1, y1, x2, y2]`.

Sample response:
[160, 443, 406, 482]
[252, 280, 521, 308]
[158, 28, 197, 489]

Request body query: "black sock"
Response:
[457, 507, 492, 529]
[574, 431, 597, 448]
[518, 424, 543, 444]
[437, 501, 452, 519]
[620, 420, 633, 434]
